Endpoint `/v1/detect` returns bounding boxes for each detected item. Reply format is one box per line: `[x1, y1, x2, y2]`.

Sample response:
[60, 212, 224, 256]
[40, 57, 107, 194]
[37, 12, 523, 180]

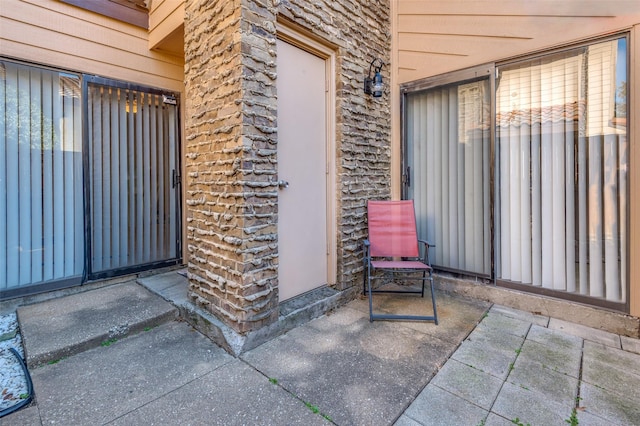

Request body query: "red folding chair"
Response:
[363, 200, 438, 323]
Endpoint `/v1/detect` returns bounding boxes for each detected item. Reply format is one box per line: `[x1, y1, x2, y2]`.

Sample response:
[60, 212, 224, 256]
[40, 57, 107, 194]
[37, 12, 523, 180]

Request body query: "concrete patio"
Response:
[2, 270, 639, 425]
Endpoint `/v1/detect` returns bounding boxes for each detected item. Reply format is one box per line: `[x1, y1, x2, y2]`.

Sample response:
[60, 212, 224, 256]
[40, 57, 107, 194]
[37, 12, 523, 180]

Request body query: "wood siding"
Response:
[0, 0, 184, 92]
[148, 0, 184, 55]
[394, 0, 640, 84]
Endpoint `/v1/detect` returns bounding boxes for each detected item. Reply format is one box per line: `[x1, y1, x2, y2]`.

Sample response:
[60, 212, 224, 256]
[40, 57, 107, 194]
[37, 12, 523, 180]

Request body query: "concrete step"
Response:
[138, 270, 357, 356]
[16, 281, 178, 368]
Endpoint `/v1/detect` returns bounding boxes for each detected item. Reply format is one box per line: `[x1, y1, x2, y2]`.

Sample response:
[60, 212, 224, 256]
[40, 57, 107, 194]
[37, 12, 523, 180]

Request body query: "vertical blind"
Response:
[496, 38, 628, 303]
[88, 83, 179, 273]
[405, 80, 491, 275]
[0, 61, 84, 290]
[0, 62, 181, 296]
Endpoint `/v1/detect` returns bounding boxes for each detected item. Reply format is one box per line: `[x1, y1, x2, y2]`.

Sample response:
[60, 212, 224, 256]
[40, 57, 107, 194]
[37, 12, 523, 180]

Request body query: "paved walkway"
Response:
[2, 275, 639, 425]
[398, 305, 640, 426]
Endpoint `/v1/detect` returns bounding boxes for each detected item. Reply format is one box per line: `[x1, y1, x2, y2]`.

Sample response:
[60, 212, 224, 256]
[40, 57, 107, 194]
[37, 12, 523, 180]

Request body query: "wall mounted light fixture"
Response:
[364, 58, 384, 97]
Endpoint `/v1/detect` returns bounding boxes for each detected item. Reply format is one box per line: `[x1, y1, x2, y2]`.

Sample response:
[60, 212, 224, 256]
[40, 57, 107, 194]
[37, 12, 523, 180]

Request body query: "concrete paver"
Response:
[483, 413, 517, 426]
[580, 381, 640, 425]
[506, 356, 579, 406]
[582, 359, 640, 402]
[393, 414, 422, 426]
[466, 321, 528, 349]
[525, 323, 584, 352]
[429, 358, 503, 410]
[516, 338, 582, 378]
[451, 336, 521, 380]
[475, 311, 532, 338]
[583, 340, 640, 377]
[402, 304, 640, 426]
[549, 317, 622, 348]
[491, 381, 572, 425]
[402, 384, 488, 426]
[620, 335, 640, 354]
[582, 342, 640, 405]
[485, 305, 549, 327]
[567, 408, 614, 426]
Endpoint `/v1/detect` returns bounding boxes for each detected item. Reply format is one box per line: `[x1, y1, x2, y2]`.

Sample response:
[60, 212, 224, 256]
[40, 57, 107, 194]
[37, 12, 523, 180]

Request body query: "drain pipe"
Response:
[0, 348, 34, 418]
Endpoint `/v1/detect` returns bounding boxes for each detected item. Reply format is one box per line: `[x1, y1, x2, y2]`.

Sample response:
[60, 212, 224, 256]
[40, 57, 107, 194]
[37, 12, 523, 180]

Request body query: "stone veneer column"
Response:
[184, 0, 391, 335]
[184, 0, 279, 334]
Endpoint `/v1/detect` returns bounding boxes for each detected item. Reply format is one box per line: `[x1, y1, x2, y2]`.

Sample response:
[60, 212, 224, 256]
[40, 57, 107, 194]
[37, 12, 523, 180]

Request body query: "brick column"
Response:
[184, 0, 279, 334]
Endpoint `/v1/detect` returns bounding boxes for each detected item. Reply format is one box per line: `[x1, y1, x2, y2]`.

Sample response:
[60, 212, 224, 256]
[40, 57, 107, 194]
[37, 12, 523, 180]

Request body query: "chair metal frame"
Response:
[362, 200, 438, 323]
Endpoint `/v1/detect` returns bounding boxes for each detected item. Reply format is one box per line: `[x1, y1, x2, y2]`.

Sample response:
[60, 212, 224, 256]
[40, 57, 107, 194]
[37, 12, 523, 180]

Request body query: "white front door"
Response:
[276, 38, 329, 302]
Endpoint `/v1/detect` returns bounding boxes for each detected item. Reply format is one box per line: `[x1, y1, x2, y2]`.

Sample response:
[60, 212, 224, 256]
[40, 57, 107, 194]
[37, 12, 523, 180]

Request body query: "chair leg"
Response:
[366, 266, 437, 324]
[429, 273, 438, 325]
[367, 266, 374, 322]
[363, 264, 367, 296]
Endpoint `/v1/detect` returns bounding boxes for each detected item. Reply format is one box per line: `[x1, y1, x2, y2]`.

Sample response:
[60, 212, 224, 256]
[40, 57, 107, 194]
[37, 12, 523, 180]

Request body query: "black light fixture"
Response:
[364, 58, 384, 97]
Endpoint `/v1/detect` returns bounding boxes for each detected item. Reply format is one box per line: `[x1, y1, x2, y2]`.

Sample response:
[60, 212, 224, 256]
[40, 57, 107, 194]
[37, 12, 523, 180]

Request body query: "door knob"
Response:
[278, 180, 289, 189]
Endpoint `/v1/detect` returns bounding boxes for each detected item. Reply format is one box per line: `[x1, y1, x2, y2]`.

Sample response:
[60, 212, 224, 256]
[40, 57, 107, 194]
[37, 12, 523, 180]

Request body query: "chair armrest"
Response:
[417, 239, 434, 265]
[418, 239, 434, 248]
[363, 239, 371, 264]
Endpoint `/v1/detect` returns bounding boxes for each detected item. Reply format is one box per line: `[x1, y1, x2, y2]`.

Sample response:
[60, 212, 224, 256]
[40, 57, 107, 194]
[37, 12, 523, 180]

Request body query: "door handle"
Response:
[278, 180, 289, 189]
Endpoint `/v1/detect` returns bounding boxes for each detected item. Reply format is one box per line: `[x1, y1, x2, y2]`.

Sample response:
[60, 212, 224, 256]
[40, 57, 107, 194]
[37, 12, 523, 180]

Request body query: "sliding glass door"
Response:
[0, 60, 181, 299]
[87, 78, 180, 277]
[405, 78, 491, 276]
[0, 61, 84, 296]
[403, 35, 629, 309]
[496, 38, 628, 305]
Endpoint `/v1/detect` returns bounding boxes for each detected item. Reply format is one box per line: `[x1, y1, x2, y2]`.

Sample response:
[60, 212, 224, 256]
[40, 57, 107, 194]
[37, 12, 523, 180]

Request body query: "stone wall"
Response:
[184, 0, 391, 334]
[185, 0, 279, 334]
